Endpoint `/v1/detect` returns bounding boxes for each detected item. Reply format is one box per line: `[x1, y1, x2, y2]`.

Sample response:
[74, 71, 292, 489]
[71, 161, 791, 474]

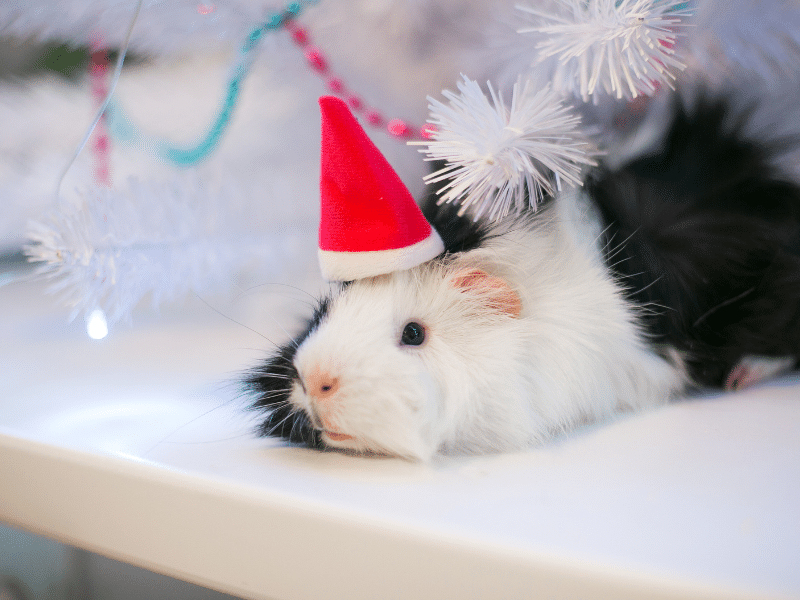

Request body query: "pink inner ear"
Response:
[451, 269, 522, 318]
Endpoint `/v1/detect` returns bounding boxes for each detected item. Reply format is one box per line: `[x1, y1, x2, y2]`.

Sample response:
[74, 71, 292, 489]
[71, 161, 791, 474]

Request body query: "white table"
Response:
[2, 274, 799, 600]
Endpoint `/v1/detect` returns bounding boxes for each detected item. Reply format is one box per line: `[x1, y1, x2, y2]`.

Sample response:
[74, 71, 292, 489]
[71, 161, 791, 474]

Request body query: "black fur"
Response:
[587, 94, 800, 387]
[419, 162, 557, 255]
[243, 298, 330, 447]
[420, 182, 492, 255]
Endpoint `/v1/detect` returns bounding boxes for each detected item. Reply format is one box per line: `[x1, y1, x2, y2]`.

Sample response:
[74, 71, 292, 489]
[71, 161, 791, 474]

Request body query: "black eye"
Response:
[401, 321, 426, 346]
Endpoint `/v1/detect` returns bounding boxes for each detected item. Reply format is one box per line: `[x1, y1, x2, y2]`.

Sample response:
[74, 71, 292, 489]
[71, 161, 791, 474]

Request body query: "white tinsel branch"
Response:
[690, 0, 800, 85]
[517, 0, 693, 101]
[412, 75, 595, 220]
[0, 0, 279, 55]
[24, 178, 308, 325]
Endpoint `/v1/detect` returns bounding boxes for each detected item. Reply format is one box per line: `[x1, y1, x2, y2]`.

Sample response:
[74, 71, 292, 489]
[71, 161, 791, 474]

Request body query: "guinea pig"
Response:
[244, 92, 800, 461]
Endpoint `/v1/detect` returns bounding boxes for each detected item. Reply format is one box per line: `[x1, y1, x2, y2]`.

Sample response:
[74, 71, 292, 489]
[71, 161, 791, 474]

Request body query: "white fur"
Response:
[290, 192, 686, 460]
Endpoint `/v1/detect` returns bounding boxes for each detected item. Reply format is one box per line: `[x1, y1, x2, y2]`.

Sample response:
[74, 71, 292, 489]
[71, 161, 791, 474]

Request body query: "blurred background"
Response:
[1, 2, 799, 598]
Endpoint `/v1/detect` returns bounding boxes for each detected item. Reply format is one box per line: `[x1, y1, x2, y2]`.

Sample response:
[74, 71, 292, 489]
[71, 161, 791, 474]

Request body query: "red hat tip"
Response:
[317, 96, 443, 281]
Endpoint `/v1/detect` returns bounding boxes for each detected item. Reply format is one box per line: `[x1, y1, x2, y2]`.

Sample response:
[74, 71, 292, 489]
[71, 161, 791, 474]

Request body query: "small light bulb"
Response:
[86, 309, 109, 340]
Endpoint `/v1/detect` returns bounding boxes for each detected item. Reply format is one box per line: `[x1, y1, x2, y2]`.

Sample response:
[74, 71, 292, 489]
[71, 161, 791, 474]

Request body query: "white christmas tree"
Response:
[1, 0, 799, 327]
[517, 0, 692, 101]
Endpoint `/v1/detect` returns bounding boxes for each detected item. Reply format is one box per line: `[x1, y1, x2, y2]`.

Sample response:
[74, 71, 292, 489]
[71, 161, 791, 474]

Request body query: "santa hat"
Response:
[317, 96, 444, 281]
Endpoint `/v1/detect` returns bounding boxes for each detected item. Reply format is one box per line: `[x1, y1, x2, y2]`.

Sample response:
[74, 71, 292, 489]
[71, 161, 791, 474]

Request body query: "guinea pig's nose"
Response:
[304, 369, 340, 400]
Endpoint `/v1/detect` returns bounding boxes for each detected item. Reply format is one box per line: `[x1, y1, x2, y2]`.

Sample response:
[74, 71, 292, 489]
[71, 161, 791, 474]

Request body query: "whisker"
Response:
[257, 360, 296, 370]
[253, 392, 293, 402]
[270, 315, 300, 350]
[636, 306, 665, 318]
[250, 368, 297, 379]
[606, 256, 634, 270]
[593, 221, 616, 248]
[633, 274, 664, 297]
[268, 408, 301, 437]
[599, 230, 618, 254]
[235, 281, 318, 304]
[692, 287, 756, 328]
[158, 433, 254, 445]
[142, 400, 234, 457]
[641, 302, 676, 313]
[193, 292, 281, 351]
[604, 228, 640, 261]
[252, 372, 295, 381]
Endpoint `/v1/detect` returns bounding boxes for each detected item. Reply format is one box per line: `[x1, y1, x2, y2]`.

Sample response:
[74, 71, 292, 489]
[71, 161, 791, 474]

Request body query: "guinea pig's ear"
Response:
[449, 268, 522, 318]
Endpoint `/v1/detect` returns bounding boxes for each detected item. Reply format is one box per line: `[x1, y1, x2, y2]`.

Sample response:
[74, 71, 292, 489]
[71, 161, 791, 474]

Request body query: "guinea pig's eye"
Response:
[400, 321, 426, 346]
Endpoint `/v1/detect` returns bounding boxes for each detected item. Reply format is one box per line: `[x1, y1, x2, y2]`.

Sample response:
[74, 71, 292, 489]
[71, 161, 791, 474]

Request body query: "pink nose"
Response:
[304, 369, 340, 400]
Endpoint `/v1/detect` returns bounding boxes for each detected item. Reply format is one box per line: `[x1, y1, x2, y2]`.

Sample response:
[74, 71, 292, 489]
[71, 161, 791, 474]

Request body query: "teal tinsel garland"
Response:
[108, 0, 317, 167]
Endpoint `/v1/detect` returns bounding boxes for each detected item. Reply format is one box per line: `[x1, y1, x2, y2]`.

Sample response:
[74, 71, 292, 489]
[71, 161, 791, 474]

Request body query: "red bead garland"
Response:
[89, 39, 112, 186]
[286, 20, 436, 141]
[303, 47, 327, 73]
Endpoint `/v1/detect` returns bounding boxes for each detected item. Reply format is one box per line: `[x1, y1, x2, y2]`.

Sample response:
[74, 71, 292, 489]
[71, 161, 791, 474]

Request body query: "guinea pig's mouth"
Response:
[324, 430, 354, 442]
[307, 408, 355, 442]
[315, 412, 355, 442]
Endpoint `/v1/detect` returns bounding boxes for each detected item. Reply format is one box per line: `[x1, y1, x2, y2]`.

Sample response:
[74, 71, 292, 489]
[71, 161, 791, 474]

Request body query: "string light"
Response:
[86, 309, 109, 340]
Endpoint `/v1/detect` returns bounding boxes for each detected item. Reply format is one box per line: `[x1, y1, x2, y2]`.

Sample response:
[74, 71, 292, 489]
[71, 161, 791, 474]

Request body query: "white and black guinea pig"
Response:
[244, 93, 800, 461]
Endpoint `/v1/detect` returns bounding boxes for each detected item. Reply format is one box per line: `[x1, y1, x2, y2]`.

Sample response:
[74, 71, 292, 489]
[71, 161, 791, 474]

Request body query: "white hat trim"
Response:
[319, 229, 445, 281]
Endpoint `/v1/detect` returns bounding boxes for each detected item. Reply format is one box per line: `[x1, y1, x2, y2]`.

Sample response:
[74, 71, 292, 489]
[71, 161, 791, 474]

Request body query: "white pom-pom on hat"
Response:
[413, 75, 595, 220]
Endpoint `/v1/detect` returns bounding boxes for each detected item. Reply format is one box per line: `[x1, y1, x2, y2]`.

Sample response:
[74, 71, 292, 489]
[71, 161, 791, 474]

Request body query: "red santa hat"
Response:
[317, 96, 444, 281]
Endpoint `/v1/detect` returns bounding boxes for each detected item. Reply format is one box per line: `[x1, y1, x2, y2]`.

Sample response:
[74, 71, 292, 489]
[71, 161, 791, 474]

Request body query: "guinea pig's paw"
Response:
[725, 355, 796, 391]
[449, 268, 522, 318]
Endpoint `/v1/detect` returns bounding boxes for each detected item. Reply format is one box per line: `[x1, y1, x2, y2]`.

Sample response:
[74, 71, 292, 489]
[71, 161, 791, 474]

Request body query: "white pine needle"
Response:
[412, 75, 595, 220]
[517, 0, 693, 101]
[24, 178, 305, 325]
[690, 0, 800, 85]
